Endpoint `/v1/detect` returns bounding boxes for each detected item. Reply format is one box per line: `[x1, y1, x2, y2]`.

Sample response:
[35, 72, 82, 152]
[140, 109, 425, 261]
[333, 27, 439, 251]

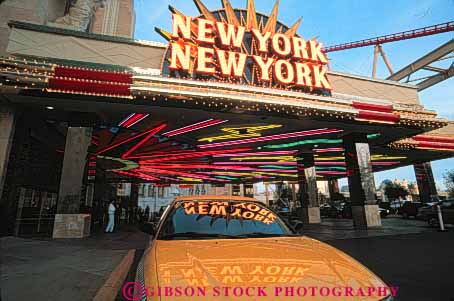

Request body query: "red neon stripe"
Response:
[95, 126, 165, 155]
[163, 119, 227, 137]
[213, 150, 297, 157]
[138, 168, 218, 181]
[112, 170, 160, 181]
[127, 114, 149, 128]
[413, 136, 454, 144]
[54, 67, 132, 83]
[139, 148, 252, 163]
[49, 78, 130, 96]
[314, 148, 344, 153]
[121, 114, 143, 128]
[122, 123, 167, 159]
[213, 161, 296, 166]
[317, 171, 346, 175]
[162, 119, 215, 136]
[118, 113, 135, 126]
[352, 101, 393, 113]
[198, 128, 342, 149]
[416, 142, 454, 150]
[357, 111, 400, 123]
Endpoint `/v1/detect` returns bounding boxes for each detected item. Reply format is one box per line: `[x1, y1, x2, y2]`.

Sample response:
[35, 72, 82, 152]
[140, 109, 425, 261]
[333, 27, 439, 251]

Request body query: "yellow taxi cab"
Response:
[133, 196, 395, 301]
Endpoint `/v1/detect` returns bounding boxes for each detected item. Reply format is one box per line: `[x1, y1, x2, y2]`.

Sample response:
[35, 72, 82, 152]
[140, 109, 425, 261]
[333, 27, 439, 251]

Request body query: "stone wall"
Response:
[0, 0, 66, 56]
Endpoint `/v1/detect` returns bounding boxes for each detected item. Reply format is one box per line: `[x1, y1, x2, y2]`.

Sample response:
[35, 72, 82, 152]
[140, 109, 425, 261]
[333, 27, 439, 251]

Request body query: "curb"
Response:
[93, 249, 135, 301]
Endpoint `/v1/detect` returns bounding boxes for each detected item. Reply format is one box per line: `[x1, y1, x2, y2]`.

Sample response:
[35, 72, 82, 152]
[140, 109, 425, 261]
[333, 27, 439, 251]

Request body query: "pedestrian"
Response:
[105, 200, 116, 233]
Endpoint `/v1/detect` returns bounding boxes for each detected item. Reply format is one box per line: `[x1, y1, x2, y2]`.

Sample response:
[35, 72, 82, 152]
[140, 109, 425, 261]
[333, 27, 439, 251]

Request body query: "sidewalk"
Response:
[301, 216, 444, 241]
[1, 225, 149, 301]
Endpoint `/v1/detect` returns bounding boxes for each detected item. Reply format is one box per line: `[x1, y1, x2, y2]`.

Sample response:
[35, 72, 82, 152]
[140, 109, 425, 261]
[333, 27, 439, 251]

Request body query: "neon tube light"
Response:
[162, 119, 228, 137]
[198, 124, 282, 142]
[313, 148, 344, 153]
[112, 170, 160, 181]
[230, 156, 295, 161]
[317, 171, 346, 175]
[96, 124, 167, 156]
[138, 148, 252, 163]
[121, 123, 167, 159]
[212, 150, 297, 157]
[198, 128, 342, 149]
[213, 161, 296, 166]
[265, 139, 343, 149]
[125, 114, 149, 128]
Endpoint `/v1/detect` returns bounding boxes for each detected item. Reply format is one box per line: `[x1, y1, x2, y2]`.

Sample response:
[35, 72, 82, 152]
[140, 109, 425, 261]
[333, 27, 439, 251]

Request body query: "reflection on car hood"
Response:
[148, 236, 387, 300]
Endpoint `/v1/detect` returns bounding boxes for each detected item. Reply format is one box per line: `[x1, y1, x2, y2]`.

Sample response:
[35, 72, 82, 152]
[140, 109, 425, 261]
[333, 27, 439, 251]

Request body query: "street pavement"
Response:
[1, 217, 452, 301]
[1, 225, 149, 301]
[328, 231, 454, 301]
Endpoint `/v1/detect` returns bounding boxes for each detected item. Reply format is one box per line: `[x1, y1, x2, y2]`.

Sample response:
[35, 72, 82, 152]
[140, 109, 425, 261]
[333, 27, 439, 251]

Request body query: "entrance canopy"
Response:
[1, 53, 453, 184]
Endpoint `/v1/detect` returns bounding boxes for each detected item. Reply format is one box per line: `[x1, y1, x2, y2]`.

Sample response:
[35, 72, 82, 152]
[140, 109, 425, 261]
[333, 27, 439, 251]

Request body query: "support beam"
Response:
[53, 127, 92, 238]
[418, 64, 454, 91]
[297, 152, 320, 224]
[387, 39, 454, 81]
[0, 107, 15, 205]
[414, 162, 438, 203]
[372, 44, 380, 78]
[0, 106, 16, 236]
[378, 44, 394, 75]
[343, 133, 381, 229]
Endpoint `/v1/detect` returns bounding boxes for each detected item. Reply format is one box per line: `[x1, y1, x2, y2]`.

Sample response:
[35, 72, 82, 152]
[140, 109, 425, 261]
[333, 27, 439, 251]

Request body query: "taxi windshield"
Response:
[158, 200, 294, 240]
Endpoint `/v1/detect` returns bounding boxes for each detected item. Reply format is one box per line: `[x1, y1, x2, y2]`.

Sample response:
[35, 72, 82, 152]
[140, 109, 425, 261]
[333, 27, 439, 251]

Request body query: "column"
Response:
[328, 179, 339, 201]
[343, 133, 381, 229]
[414, 162, 438, 203]
[0, 107, 16, 236]
[53, 127, 92, 238]
[297, 152, 320, 223]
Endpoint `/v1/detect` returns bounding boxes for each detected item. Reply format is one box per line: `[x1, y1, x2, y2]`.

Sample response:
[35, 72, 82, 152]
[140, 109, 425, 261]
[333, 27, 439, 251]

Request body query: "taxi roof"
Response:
[174, 195, 260, 203]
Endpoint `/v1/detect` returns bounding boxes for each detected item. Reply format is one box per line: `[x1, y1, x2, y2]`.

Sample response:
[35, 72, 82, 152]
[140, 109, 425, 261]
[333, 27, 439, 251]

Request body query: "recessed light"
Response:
[46, 106, 54, 110]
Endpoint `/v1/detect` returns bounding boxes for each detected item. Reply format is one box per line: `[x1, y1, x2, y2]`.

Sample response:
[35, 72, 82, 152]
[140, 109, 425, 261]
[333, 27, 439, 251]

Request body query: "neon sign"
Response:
[156, 0, 332, 92]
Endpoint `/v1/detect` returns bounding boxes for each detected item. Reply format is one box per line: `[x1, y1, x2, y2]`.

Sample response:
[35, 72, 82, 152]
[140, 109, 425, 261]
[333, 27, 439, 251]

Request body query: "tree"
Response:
[444, 170, 454, 198]
[383, 182, 409, 201]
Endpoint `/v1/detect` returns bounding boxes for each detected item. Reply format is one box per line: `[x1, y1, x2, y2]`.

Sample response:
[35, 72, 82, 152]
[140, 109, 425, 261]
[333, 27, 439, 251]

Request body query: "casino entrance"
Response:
[1, 0, 453, 238]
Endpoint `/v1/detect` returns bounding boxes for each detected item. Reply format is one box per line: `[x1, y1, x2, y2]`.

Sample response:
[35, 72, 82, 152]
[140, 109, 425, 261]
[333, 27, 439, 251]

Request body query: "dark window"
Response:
[158, 200, 293, 240]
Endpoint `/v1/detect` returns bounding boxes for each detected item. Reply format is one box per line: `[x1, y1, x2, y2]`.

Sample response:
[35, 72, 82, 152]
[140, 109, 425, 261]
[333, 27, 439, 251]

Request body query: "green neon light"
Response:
[367, 133, 380, 139]
[260, 165, 293, 169]
[316, 166, 346, 171]
[215, 176, 237, 180]
[264, 139, 343, 149]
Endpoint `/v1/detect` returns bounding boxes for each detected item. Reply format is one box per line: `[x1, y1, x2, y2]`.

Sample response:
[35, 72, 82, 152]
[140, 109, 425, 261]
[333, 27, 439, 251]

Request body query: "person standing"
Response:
[105, 200, 116, 233]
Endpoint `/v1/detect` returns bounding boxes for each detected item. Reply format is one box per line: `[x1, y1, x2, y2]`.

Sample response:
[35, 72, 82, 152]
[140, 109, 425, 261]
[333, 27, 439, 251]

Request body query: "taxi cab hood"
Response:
[146, 236, 388, 300]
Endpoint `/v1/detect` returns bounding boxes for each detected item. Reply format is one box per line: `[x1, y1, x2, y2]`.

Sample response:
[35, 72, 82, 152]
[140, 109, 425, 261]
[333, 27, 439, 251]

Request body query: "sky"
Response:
[133, 0, 454, 190]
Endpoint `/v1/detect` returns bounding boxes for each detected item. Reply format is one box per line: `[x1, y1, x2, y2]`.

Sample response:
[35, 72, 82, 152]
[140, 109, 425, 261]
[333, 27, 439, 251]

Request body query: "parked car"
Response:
[417, 199, 454, 227]
[320, 203, 342, 218]
[379, 208, 390, 218]
[398, 202, 424, 219]
[341, 202, 352, 218]
[137, 195, 392, 300]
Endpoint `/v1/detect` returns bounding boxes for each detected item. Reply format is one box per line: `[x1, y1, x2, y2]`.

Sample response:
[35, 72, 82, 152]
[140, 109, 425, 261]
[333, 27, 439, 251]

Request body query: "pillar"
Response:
[328, 179, 339, 201]
[0, 107, 16, 236]
[297, 153, 320, 223]
[52, 127, 92, 238]
[414, 162, 438, 203]
[344, 133, 381, 229]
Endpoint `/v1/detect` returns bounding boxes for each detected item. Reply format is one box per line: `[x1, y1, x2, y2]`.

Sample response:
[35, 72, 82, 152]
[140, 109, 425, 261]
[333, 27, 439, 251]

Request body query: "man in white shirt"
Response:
[105, 200, 116, 233]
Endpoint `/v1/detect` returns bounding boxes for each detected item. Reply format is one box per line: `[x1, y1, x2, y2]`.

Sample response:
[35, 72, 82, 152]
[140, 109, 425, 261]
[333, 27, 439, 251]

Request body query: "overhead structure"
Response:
[386, 39, 454, 91]
[323, 21, 454, 53]
[323, 21, 454, 82]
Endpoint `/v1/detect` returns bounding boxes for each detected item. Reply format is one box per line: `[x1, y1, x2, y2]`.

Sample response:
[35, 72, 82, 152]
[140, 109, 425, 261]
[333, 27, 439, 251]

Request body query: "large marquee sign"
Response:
[156, 0, 332, 93]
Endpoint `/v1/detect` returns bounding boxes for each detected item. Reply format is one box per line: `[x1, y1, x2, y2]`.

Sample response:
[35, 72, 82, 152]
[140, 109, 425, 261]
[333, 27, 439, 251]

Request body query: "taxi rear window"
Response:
[157, 200, 292, 240]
